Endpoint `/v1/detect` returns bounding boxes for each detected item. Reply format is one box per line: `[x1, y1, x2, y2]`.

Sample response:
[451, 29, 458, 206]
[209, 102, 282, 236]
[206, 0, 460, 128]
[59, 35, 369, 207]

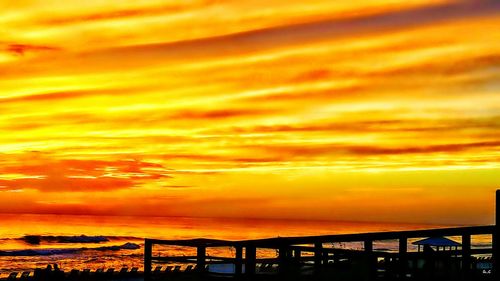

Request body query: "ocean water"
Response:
[0, 214, 490, 277]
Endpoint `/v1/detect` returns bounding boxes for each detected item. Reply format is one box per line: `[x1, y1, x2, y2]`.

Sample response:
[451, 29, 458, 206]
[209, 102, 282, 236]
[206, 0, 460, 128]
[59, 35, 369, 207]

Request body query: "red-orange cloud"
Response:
[0, 154, 170, 192]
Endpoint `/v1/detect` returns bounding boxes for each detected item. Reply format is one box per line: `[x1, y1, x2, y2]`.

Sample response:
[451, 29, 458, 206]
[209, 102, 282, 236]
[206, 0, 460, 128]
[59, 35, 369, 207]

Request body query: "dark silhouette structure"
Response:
[413, 236, 461, 252]
[144, 190, 500, 281]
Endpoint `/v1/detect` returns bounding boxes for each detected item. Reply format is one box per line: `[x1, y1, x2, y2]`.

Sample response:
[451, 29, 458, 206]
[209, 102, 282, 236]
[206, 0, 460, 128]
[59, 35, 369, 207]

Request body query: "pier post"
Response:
[494, 190, 500, 278]
[364, 240, 376, 280]
[278, 246, 291, 275]
[314, 242, 323, 270]
[235, 246, 243, 275]
[245, 245, 256, 276]
[462, 234, 471, 280]
[398, 236, 407, 278]
[196, 246, 206, 272]
[364, 239, 373, 252]
[144, 239, 152, 281]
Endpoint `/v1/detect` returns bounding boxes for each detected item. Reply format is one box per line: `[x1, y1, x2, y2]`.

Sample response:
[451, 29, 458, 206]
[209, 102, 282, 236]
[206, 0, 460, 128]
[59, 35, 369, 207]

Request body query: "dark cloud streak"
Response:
[245, 141, 500, 158]
[90, 1, 500, 63]
[4, 44, 60, 56]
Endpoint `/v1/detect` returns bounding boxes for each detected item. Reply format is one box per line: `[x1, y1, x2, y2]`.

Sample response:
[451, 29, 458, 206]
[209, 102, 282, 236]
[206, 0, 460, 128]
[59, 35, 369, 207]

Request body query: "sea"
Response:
[0, 214, 491, 277]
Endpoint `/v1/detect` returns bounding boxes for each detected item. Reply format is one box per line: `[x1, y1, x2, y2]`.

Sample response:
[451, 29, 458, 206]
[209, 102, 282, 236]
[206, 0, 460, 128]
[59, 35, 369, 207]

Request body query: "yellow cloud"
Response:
[0, 0, 499, 224]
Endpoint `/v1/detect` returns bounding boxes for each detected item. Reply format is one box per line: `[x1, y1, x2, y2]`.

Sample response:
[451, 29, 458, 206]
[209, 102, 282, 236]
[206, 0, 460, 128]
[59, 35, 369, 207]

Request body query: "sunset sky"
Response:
[0, 0, 499, 225]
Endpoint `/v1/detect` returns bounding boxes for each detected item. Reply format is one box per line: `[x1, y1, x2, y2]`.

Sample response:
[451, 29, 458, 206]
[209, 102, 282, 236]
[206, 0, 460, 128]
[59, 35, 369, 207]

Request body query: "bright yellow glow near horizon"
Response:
[0, 0, 499, 225]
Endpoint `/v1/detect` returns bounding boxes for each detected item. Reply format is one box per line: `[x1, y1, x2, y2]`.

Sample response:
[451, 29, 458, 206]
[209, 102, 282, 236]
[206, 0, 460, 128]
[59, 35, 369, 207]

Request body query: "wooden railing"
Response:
[144, 190, 500, 280]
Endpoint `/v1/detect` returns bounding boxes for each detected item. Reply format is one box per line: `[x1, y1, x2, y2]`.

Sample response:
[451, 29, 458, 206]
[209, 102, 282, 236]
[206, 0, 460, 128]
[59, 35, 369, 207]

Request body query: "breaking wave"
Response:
[0, 243, 140, 257]
[22, 235, 110, 244]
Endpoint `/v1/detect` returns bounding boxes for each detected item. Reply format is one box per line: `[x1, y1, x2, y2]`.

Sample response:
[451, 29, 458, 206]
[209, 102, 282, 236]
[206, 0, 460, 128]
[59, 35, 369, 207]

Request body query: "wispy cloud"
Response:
[0, 153, 171, 192]
[0, 0, 499, 223]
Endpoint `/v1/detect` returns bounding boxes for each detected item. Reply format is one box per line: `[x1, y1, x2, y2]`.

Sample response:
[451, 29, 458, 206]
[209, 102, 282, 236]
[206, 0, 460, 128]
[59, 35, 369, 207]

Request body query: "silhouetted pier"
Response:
[144, 190, 500, 281]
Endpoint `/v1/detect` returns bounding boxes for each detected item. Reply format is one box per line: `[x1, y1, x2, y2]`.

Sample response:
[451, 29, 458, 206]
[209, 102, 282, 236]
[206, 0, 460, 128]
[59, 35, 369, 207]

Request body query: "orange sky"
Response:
[0, 0, 499, 225]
